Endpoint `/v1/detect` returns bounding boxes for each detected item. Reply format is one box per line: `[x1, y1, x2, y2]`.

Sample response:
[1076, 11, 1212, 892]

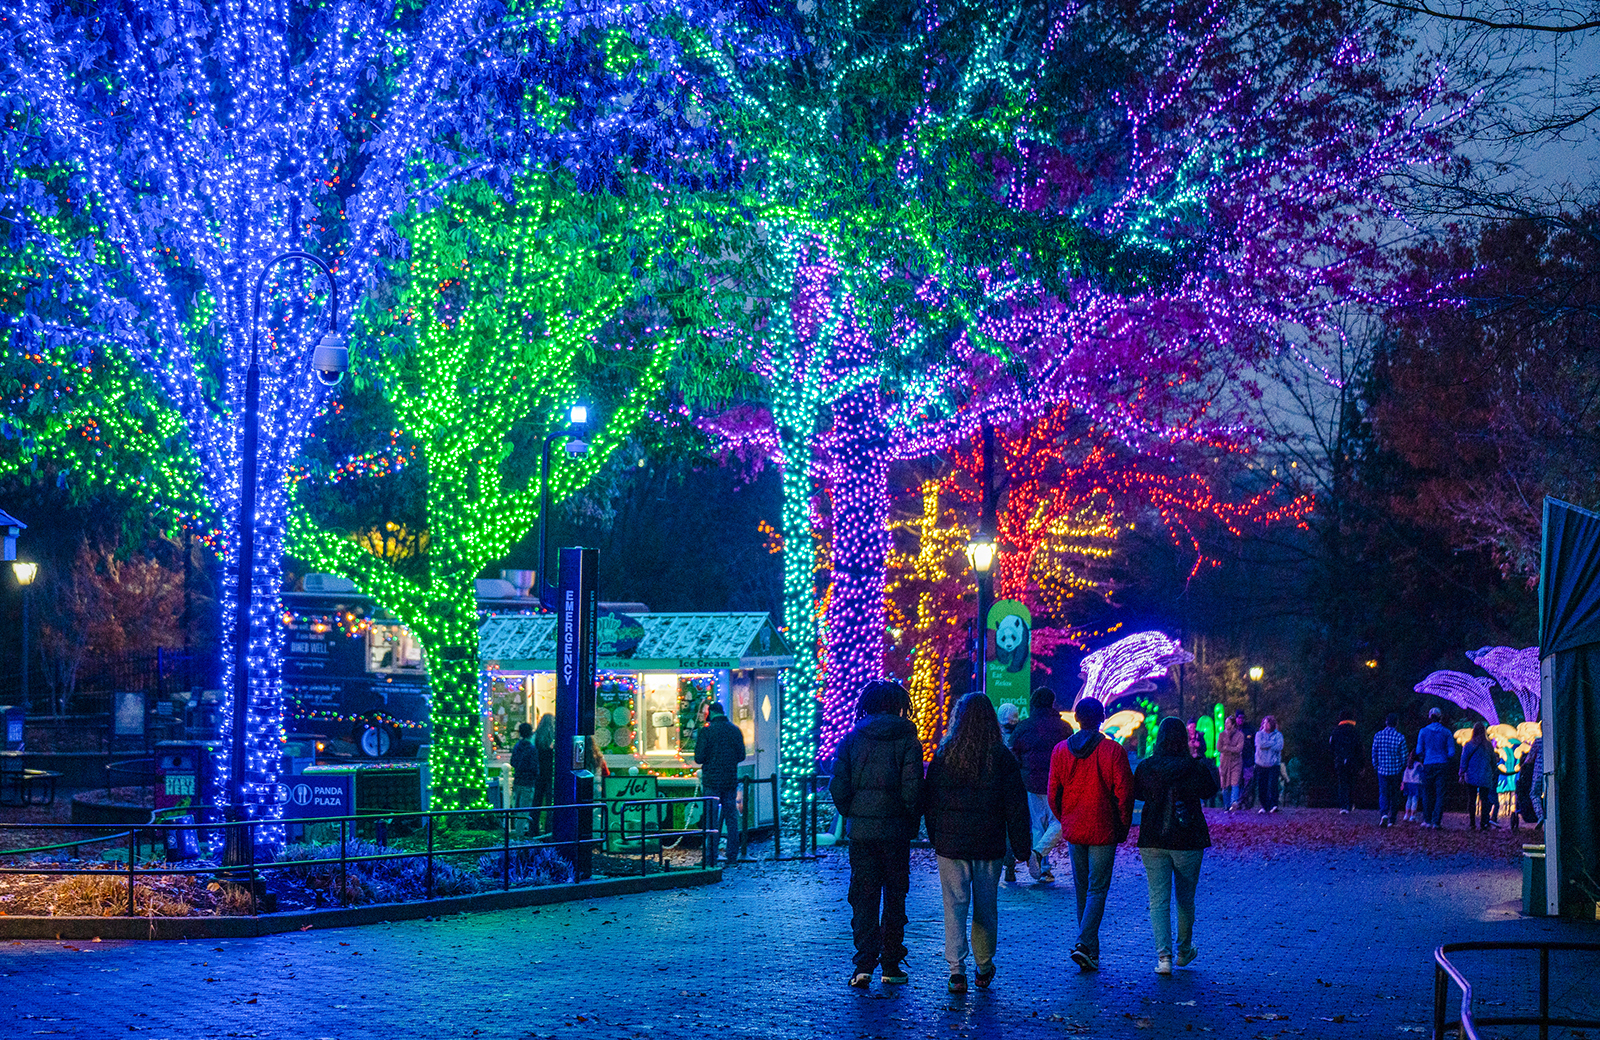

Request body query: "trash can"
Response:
[1522, 844, 1547, 916]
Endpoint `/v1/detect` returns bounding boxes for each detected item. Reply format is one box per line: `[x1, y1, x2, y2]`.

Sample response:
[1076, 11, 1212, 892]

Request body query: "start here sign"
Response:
[279, 774, 354, 819]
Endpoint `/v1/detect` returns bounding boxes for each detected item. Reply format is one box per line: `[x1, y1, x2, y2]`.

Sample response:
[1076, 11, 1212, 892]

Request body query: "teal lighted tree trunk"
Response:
[289, 174, 686, 811]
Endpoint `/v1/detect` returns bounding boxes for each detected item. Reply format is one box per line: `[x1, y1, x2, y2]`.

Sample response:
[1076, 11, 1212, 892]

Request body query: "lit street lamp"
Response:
[966, 531, 996, 694]
[537, 405, 592, 610]
[229, 252, 345, 846]
[12, 560, 37, 711]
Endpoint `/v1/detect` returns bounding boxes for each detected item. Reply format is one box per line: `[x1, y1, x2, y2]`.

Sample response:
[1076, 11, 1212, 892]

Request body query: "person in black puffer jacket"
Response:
[1135, 717, 1221, 975]
[923, 693, 1032, 994]
[1009, 686, 1073, 882]
[830, 679, 924, 989]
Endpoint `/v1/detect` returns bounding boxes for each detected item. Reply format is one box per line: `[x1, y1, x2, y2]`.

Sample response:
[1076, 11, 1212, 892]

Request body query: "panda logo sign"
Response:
[985, 600, 1033, 711]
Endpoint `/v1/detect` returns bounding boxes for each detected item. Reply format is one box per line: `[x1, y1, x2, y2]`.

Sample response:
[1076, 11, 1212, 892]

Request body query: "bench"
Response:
[0, 755, 60, 806]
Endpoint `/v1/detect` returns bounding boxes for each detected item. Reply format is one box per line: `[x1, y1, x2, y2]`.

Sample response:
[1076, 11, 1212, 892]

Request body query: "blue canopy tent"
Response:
[1538, 498, 1600, 918]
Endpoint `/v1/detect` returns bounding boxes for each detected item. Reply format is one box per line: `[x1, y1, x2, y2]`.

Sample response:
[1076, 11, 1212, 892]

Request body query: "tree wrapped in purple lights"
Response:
[0, 0, 777, 827]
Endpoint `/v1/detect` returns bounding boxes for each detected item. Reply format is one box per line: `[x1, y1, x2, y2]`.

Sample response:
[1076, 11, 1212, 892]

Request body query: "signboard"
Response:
[596, 609, 645, 658]
[552, 547, 599, 876]
[985, 599, 1033, 711]
[113, 690, 146, 737]
[279, 774, 354, 820]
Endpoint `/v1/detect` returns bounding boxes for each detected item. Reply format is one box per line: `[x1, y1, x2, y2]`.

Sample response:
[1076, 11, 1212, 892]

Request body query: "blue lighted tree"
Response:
[0, 0, 777, 827]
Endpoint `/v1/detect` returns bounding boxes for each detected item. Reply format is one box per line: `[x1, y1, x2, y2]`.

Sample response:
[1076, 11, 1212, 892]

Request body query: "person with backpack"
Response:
[1009, 687, 1074, 883]
[922, 693, 1032, 994]
[1047, 696, 1135, 972]
[829, 679, 924, 989]
[1135, 717, 1221, 975]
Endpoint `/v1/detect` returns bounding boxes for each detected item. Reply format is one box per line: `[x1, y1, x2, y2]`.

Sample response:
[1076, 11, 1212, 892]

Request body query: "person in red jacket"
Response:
[1047, 696, 1134, 972]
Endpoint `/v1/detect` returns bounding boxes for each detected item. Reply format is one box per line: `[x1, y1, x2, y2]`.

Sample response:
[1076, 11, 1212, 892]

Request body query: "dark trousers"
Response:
[532, 773, 553, 832]
[1468, 785, 1497, 829]
[1377, 773, 1403, 821]
[1256, 764, 1280, 810]
[1335, 765, 1357, 811]
[707, 786, 741, 864]
[847, 839, 911, 972]
[1421, 763, 1450, 826]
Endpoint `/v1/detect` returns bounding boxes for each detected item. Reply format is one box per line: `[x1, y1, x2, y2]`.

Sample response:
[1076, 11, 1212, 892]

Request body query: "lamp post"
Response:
[12, 561, 36, 711]
[966, 532, 996, 694]
[536, 405, 591, 610]
[229, 252, 345, 838]
[1248, 665, 1264, 718]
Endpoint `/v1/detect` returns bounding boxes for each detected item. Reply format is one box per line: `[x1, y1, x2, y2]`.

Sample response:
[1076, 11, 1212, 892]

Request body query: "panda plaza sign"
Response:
[279, 774, 354, 819]
[986, 600, 1033, 709]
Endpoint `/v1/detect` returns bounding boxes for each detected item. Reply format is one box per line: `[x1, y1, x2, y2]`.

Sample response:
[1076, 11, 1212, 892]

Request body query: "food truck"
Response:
[477, 610, 792, 829]
[281, 574, 432, 758]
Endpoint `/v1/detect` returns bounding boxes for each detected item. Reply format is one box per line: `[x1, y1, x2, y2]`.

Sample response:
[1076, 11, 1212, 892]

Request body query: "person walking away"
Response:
[1513, 736, 1542, 829]
[1254, 716, 1284, 813]
[1237, 714, 1257, 809]
[511, 721, 537, 837]
[1370, 714, 1407, 827]
[1330, 713, 1360, 814]
[830, 679, 924, 989]
[1047, 696, 1134, 972]
[1401, 753, 1423, 822]
[1416, 707, 1455, 828]
[1217, 715, 1245, 810]
[1135, 717, 1221, 975]
[923, 693, 1032, 994]
[1010, 687, 1073, 883]
[1459, 723, 1498, 830]
[532, 713, 556, 832]
[998, 703, 1021, 749]
[694, 702, 747, 865]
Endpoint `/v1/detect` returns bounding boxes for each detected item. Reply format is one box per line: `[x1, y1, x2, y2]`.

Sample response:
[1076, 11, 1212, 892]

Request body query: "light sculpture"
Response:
[1466, 646, 1541, 723]
[1414, 670, 1499, 726]
[1076, 631, 1194, 707]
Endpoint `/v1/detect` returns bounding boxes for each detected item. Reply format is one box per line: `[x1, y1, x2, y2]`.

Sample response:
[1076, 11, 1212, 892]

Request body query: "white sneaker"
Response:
[1257, 807, 1267, 814]
[1339, 808, 1349, 815]
[1156, 956, 1173, 975]
[1270, 806, 1281, 814]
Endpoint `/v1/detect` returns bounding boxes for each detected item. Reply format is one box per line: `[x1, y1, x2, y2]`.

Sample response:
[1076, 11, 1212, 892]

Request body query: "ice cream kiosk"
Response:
[479, 611, 792, 834]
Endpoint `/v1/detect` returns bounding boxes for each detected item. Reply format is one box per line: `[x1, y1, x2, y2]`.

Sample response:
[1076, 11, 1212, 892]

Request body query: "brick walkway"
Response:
[2, 809, 1595, 1040]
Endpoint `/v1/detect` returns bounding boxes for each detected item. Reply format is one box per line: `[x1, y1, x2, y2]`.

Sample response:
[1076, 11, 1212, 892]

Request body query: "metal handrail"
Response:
[1434, 941, 1600, 1040]
[615, 795, 718, 874]
[0, 801, 614, 917]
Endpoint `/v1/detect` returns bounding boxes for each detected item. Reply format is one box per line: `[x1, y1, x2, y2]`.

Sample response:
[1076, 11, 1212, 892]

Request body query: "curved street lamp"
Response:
[229, 252, 345, 838]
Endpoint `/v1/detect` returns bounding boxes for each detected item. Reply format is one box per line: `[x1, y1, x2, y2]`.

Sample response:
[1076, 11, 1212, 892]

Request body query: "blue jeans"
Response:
[1068, 843, 1116, 957]
[1422, 763, 1450, 826]
[1140, 847, 1204, 957]
[707, 787, 741, 864]
[937, 856, 1001, 976]
[1377, 774, 1402, 821]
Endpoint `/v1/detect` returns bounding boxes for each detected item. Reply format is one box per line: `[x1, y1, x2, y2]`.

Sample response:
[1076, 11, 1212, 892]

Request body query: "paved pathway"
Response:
[3, 809, 1596, 1039]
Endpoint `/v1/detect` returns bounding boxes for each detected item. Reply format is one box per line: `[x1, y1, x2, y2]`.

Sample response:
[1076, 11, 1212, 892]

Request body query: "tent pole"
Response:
[1541, 656, 1559, 916]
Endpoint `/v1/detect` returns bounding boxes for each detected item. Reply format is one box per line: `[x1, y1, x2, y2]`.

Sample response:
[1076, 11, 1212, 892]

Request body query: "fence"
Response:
[0, 802, 627, 918]
[1433, 941, 1600, 1040]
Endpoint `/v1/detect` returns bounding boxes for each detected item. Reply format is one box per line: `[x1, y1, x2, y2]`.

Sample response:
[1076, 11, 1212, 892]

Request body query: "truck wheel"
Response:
[358, 722, 394, 758]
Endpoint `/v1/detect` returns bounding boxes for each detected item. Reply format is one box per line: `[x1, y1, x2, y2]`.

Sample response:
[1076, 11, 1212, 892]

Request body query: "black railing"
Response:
[0, 802, 622, 918]
[1434, 941, 1600, 1040]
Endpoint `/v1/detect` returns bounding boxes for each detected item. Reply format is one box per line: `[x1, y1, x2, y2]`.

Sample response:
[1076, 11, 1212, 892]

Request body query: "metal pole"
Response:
[227, 252, 339, 863]
[18, 580, 28, 711]
[537, 433, 558, 609]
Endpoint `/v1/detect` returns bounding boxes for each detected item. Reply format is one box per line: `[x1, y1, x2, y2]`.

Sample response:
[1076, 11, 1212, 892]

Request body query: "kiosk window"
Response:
[368, 623, 425, 673]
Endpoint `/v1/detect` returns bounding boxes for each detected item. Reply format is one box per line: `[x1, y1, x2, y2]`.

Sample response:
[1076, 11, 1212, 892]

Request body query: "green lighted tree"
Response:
[288, 172, 692, 811]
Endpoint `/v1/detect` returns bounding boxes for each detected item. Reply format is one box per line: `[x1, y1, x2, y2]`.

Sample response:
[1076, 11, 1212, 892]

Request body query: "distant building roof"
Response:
[480, 611, 793, 670]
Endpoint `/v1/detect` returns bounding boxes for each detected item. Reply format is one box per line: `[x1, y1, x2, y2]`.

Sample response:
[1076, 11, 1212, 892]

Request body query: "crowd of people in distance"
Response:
[829, 680, 1216, 993]
[1357, 708, 1544, 832]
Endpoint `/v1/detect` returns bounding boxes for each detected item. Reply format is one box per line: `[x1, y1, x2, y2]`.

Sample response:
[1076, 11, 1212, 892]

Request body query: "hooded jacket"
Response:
[1010, 710, 1074, 794]
[1046, 728, 1134, 846]
[1134, 751, 1220, 850]
[923, 743, 1032, 861]
[829, 714, 924, 843]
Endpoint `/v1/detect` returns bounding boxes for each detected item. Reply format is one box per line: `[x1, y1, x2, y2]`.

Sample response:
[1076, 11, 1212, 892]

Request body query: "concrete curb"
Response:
[0, 867, 722, 941]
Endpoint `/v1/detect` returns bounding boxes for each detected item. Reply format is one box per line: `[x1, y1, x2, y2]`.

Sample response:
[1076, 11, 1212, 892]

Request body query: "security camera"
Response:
[311, 331, 348, 387]
[564, 439, 589, 456]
